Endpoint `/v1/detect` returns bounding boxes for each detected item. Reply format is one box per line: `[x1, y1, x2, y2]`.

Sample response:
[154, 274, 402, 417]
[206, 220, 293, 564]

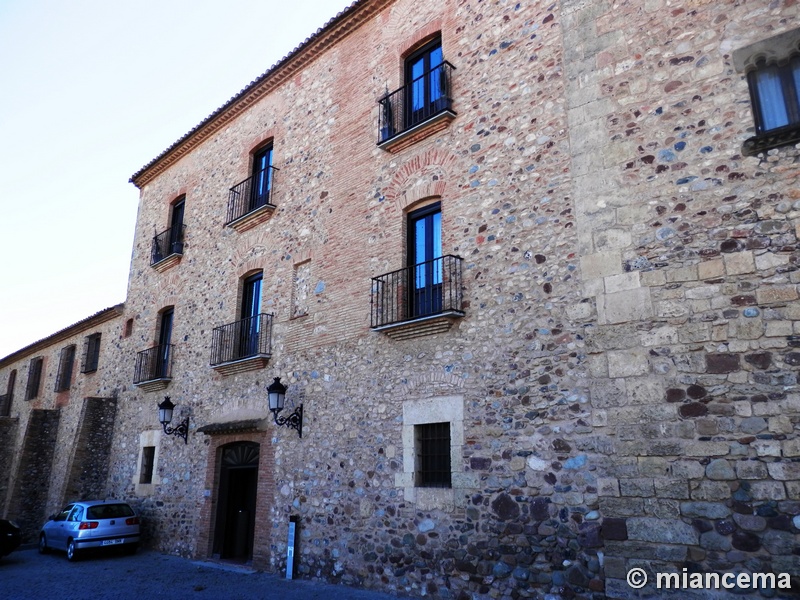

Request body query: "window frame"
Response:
[157, 307, 174, 380]
[404, 37, 446, 129]
[139, 446, 156, 484]
[407, 202, 443, 319]
[250, 144, 274, 211]
[25, 357, 43, 400]
[239, 272, 264, 358]
[747, 56, 800, 135]
[54, 345, 76, 392]
[168, 196, 185, 255]
[734, 29, 800, 155]
[81, 333, 102, 374]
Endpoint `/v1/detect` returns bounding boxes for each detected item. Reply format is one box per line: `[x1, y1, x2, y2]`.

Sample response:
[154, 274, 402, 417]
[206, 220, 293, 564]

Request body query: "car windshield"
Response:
[86, 504, 135, 520]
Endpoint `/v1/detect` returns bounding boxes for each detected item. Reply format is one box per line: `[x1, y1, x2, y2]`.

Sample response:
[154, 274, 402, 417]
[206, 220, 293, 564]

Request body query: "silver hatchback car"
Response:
[38, 500, 140, 561]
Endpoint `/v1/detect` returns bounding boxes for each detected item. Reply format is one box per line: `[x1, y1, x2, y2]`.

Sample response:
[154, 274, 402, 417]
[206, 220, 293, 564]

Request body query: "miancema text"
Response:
[658, 570, 792, 590]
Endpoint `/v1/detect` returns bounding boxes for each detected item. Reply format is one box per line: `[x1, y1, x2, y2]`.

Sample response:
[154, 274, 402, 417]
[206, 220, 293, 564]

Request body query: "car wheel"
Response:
[66, 539, 79, 562]
[38, 534, 50, 554]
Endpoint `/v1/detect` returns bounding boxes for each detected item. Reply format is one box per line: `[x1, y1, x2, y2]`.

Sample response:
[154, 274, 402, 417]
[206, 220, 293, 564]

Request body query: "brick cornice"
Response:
[130, 0, 395, 189]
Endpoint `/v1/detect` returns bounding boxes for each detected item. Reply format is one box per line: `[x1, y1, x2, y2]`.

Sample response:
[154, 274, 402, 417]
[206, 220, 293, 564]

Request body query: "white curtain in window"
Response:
[793, 61, 800, 113]
[755, 66, 789, 131]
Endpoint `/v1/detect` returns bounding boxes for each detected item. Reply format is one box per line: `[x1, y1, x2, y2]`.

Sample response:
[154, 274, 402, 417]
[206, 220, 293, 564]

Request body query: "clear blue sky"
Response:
[0, 0, 352, 358]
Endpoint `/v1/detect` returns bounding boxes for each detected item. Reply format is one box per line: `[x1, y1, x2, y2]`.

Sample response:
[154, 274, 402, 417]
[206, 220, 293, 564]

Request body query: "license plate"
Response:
[102, 539, 123, 546]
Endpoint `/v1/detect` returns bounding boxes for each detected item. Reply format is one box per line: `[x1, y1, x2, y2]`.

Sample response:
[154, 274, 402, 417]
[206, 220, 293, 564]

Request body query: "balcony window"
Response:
[210, 313, 274, 374]
[151, 197, 185, 269]
[226, 145, 278, 230]
[371, 254, 464, 337]
[378, 38, 456, 152]
[133, 344, 173, 386]
[133, 308, 173, 390]
[211, 271, 273, 374]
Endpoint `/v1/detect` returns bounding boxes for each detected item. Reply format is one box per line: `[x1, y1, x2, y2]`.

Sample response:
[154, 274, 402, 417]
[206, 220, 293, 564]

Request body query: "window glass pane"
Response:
[430, 46, 443, 70]
[430, 46, 444, 103]
[411, 57, 425, 112]
[159, 311, 173, 346]
[433, 212, 442, 284]
[253, 147, 273, 200]
[755, 66, 789, 130]
[792, 60, 800, 118]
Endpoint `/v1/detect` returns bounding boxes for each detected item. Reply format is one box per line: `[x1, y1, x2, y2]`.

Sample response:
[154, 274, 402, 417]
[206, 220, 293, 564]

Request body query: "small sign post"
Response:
[286, 515, 299, 579]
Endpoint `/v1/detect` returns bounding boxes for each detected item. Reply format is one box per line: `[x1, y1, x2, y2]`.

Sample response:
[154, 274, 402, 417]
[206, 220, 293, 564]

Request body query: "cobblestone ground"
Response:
[1, 547, 413, 600]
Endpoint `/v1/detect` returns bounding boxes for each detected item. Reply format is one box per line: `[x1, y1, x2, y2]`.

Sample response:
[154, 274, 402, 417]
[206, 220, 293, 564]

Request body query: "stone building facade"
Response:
[2, 0, 800, 597]
[0, 305, 124, 539]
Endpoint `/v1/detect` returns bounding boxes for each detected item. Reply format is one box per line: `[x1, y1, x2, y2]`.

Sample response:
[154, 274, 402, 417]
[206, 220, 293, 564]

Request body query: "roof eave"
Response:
[0, 303, 125, 368]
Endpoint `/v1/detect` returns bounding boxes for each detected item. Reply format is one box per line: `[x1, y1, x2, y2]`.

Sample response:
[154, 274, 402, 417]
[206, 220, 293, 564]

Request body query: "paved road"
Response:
[1, 546, 414, 600]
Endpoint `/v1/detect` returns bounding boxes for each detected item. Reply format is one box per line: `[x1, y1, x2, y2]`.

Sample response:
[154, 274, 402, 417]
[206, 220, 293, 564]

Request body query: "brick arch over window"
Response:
[154, 273, 182, 297]
[398, 22, 443, 61]
[162, 188, 188, 215]
[238, 261, 266, 280]
[399, 372, 465, 398]
[154, 295, 180, 312]
[384, 0, 443, 62]
[246, 133, 276, 159]
[232, 235, 271, 269]
[385, 148, 458, 209]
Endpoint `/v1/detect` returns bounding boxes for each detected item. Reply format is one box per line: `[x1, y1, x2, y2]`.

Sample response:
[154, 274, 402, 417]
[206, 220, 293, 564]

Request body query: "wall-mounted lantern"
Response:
[158, 396, 189, 444]
[268, 377, 303, 438]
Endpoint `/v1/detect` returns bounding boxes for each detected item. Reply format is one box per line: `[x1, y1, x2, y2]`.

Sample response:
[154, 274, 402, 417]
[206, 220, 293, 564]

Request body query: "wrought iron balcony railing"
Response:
[151, 225, 185, 265]
[133, 344, 173, 384]
[226, 166, 278, 225]
[210, 313, 273, 366]
[378, 61, 455, 143]
[371, 255, 464, 329]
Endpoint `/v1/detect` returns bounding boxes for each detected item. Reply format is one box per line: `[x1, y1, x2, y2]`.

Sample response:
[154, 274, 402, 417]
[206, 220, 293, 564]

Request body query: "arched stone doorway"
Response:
[213, 441, 259, 562]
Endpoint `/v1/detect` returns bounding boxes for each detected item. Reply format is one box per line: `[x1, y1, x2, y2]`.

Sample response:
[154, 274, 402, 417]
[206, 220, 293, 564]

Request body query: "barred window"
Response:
[82, 333, 102, 373]
[415, 422, 451, 488]
[25, 357, 43, 400]
[55, 345, 76, 392]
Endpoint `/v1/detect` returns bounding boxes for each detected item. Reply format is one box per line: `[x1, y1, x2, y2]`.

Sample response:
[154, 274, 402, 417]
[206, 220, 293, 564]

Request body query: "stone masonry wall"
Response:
[561, 0, 800, 596]
[0, 308, 124, 537]
[8, 409, 60, 542]
[0, 417, 19, 513]
[1, 0, 799, 598]
[106, 0, 800, 597]
[63, 397, 118, 502]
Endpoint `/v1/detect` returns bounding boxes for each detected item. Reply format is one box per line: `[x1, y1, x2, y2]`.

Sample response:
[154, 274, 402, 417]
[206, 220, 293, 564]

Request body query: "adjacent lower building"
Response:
[2, 0, 799, 597]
